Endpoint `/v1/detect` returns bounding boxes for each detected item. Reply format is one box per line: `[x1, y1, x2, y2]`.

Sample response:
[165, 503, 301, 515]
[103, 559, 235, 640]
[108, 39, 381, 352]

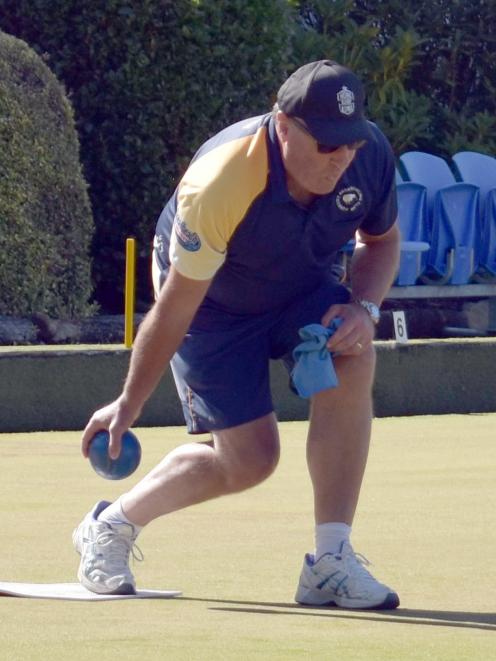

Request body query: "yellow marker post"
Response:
[124, 237, 136, 348]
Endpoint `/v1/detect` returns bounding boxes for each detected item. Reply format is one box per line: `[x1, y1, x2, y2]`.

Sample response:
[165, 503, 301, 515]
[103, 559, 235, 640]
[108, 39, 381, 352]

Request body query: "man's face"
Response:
[276, 112, 361, 203]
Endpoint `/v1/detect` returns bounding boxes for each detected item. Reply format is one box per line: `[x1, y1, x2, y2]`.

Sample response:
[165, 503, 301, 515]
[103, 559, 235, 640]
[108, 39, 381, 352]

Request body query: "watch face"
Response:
[359, 299, 380, 323]
[369, 305, 380, 322]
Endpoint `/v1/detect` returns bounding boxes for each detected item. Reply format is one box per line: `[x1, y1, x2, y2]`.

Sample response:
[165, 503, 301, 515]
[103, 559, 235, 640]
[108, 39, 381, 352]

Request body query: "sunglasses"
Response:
[290, 117, 367, 154]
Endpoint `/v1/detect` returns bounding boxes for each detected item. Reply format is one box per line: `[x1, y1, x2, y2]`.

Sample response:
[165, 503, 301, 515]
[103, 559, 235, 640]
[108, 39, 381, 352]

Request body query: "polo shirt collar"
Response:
[267, 116, 292, 204]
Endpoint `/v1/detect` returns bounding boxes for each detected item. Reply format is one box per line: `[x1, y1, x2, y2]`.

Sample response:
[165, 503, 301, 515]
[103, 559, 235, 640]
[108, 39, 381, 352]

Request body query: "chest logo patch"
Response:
[336, 186, 363, 212]
[337, 86, 355, 116]
[174, 215, 201, 252]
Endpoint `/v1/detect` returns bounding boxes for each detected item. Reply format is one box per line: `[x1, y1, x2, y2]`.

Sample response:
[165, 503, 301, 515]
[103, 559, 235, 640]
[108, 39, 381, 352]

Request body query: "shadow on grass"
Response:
[180, 597, 496, 632]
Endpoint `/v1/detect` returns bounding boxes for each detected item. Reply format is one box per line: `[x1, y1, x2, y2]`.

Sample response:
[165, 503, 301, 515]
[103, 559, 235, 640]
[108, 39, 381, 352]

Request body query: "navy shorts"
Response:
[171, 280, 350, 433]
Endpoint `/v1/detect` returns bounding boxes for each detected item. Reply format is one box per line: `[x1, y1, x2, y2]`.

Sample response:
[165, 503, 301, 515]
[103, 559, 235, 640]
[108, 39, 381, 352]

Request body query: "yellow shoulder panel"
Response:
[170, 126, 269, 280]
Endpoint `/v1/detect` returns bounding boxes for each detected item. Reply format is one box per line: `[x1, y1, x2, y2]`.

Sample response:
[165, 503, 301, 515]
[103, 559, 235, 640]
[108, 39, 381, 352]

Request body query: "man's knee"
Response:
[219, 426, 280, 493]
[311, 344, 376, 412]
[337, 343, 376, 388]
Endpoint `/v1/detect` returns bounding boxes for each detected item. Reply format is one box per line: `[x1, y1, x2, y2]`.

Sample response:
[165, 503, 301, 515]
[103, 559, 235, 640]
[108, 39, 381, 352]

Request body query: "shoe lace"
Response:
[341, 549, 378, 586]
[95, 529, 144, 568]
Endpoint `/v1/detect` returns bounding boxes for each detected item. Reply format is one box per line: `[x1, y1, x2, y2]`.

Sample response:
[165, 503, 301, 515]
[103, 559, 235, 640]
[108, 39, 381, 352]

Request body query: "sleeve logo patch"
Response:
[153, 233, 165, 254]
[174, 215, 201, 252]
[336, 186, 363, 212]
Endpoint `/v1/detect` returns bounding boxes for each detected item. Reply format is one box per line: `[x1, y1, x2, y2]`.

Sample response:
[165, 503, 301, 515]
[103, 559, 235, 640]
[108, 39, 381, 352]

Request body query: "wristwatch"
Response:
[353, 298, 381, 325]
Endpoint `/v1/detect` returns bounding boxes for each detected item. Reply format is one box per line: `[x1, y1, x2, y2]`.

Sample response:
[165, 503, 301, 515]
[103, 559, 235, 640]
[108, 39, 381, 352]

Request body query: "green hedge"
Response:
[0, 31, 94, 317]
[0, 0, 292, 310]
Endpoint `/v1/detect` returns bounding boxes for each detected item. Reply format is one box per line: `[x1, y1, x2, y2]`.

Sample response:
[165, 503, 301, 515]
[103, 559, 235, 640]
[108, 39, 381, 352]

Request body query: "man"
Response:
[74, 60, 401, 609]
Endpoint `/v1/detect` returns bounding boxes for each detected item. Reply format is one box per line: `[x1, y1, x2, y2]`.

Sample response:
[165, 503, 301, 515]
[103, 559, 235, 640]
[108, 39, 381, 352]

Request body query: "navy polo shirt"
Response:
[153, 113, 397, 315]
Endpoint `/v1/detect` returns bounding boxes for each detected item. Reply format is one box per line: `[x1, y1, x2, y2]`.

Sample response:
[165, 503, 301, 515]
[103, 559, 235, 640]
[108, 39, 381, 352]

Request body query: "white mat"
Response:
[0, 581, 181, 601]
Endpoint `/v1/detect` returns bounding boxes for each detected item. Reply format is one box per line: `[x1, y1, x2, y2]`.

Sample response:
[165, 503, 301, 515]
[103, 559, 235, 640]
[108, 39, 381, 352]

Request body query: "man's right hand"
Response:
[81, 267, 212, 462]
[81, 395, 141, 460]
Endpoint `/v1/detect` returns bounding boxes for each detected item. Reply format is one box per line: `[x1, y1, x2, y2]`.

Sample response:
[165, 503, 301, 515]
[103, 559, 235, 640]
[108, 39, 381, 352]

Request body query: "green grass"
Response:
[1, 415, 495, 660]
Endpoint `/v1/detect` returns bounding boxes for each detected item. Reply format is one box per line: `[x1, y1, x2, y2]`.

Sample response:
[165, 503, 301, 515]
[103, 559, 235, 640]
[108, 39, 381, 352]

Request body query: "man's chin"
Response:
[310, 183, 338, 196]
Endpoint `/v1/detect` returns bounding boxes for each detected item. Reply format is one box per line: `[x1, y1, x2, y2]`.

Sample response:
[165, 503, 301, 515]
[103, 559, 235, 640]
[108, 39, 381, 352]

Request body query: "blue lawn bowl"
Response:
[88, 430, 141, 480]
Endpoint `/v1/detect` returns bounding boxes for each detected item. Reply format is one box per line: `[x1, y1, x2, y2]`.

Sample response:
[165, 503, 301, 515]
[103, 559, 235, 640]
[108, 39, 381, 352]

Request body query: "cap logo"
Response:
[337, 85, 355, 116]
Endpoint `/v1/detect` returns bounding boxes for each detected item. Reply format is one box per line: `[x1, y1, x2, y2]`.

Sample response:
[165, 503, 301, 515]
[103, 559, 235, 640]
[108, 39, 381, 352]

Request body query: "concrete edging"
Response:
[1, 339, 496, 433]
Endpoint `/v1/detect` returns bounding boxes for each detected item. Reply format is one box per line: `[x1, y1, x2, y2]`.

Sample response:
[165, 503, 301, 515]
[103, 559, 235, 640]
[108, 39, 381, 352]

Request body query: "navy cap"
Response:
[277, 60, 372, 145]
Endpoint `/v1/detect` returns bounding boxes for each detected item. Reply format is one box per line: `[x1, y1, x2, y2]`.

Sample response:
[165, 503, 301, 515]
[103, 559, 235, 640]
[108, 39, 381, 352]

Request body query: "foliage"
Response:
[439, 111, 496, 158]
[1, 1, 494, 313]
[0, 0, 292, 310]
[289, 0, 496, 157]
[0, 31, 95, 317]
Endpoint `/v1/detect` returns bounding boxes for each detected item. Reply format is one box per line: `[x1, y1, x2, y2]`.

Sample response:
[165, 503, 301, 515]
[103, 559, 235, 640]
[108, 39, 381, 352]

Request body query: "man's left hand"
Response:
[322, 301, 375, 355]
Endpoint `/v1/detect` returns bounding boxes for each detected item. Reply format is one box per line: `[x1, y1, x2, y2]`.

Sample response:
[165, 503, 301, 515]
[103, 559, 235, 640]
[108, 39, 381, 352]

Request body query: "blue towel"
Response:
[291, 319, 342, 398]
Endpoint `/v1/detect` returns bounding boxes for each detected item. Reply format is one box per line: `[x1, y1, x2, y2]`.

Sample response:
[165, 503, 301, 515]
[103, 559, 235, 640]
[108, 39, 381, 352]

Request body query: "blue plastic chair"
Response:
[452, 151, 496, 278]
[452, 151, 496, 201]
[400, 151, 457, 210]
[481, 190, 496, 276]
[426, 184, 480, 284]
[400, 152, 480, 284]
[395, 183, 430, 285]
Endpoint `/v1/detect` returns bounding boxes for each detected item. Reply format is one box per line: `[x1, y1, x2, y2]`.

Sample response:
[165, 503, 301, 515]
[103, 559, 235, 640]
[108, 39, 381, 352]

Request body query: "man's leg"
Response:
[295, 346, 399, 609]
[74, 413, 280, 594]
[307, 347, 375, 526]
[120, 412, 280, 526]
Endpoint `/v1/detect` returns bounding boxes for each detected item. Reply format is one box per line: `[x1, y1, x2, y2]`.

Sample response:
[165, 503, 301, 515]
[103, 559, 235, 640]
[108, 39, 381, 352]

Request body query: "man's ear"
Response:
[275, 111, 290, 141]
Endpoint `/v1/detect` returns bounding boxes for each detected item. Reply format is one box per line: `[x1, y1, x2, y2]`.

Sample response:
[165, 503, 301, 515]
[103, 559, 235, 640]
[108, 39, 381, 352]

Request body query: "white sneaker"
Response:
[72, 500, 142, 595]
[295, 541, 400, 609]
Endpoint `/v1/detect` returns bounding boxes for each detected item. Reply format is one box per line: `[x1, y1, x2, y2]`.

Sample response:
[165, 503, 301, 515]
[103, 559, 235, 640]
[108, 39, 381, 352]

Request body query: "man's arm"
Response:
[323, 220, 401, 354]
[349, 220, 401, 305]
[82, 266, 212, 458]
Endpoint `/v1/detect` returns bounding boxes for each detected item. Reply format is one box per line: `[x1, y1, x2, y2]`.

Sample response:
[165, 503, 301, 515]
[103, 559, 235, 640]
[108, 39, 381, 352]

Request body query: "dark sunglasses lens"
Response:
[318, 144, 339, 154]
[318, 140, 366, 154]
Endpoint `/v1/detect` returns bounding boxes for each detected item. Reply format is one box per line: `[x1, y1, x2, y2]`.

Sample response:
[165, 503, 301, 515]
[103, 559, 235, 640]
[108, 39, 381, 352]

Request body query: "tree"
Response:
[0, 1, 292, 310]
[289, 0, 496, 156]
[0, 31, 94, 317]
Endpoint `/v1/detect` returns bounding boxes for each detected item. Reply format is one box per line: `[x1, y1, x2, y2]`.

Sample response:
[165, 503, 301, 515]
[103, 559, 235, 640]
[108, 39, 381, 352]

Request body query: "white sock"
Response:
[98, 499, 143, 535]
[315, 522, 352, 559]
